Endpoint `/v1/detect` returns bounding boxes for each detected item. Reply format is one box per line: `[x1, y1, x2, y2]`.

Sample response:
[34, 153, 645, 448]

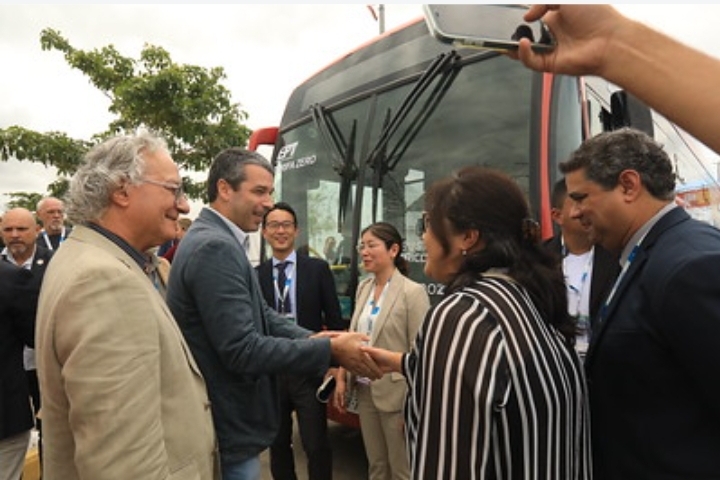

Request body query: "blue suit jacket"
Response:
[586, 207, 720, 479]
[256, 253, 346, 333]
[0, 262, 36, 440]
[0, 246, 49, 438]
[167, 208, 332, 464]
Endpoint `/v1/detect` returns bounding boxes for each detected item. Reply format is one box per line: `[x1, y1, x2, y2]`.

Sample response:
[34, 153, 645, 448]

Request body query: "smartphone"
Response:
[316, 375, 336, 403]
[423, 4, 555, 53]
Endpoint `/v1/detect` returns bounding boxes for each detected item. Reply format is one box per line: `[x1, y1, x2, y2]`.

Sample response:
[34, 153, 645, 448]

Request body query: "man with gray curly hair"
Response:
[36, 131, 219, 479]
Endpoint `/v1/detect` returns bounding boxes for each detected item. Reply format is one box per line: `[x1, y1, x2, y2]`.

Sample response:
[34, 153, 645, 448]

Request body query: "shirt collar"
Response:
[86, 222, 147, 271]
[273, 250, 297, 267]
[1, 246, 36, 270]
[620, 202, 677, 265]
[205, 206, 252, 254]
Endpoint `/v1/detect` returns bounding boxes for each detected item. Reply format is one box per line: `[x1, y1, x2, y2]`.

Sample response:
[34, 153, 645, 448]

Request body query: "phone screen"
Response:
[423, 4, 555, 52]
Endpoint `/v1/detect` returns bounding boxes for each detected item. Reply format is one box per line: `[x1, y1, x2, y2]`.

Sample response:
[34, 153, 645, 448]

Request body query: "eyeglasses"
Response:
[265, 221, 296, 231]
[140, 179, 185, 203]
[415, 212, 430, 238]
[356, 242, 383, 253]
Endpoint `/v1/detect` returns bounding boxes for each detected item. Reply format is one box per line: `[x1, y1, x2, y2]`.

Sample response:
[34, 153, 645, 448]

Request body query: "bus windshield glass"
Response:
[261, 17, 714, 308]
[272, 29, 541, 304]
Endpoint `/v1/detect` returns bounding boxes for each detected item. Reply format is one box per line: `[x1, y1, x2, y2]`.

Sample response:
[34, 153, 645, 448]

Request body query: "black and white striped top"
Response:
[402, 275, 591, 480]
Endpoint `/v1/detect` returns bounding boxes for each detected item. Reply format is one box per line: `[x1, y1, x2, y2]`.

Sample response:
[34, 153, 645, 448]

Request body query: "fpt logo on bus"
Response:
[277, 142, 298, 161]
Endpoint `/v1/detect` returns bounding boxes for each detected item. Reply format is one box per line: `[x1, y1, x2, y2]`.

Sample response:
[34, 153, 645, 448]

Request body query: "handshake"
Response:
[311, 330, 403, 381]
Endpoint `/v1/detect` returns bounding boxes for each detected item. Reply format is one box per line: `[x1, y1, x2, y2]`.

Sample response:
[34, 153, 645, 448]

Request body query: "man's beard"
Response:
[46, 221, 64, 233]
[8, 243, 30, 257]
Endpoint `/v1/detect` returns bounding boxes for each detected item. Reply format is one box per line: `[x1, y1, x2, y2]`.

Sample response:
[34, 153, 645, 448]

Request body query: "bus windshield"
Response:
[272, 32, 552, 305]
[250, 7, 719, 431]
[259, 17, 714, 308]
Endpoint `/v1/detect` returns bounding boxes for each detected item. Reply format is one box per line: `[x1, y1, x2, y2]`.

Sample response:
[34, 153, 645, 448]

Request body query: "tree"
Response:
[4, 192, 43, 212]
[0, 28, 252, 201]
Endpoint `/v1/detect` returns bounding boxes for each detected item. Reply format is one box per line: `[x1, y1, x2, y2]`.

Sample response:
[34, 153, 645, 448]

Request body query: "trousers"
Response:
[270, 374, 332, 480]
[0, 430, 31, 480]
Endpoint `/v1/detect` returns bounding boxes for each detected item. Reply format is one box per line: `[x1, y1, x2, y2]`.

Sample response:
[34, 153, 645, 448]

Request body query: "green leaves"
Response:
[2, 28, 252, 201]
[0, 126, 90, 176]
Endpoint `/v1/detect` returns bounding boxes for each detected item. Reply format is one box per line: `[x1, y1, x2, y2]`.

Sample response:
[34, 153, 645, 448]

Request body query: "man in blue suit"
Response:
[167, 147, 380, 480]
[257, 202, 345, 480]
[0, 257, 38, 479]
[1, 207, 53, 475]
[562, 127, 720, 479]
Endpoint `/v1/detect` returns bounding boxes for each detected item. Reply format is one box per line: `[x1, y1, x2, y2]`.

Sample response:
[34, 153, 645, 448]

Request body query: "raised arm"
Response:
[515, 5, 720, 155]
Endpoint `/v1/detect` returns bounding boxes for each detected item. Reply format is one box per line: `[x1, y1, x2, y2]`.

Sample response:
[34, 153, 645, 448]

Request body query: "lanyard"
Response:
[599, 236, 645, 323]
[41, 227, 66, 251]
[363, 279, 391, 337]
[273, 261, 295, 311]
[563, 246, 594, 318]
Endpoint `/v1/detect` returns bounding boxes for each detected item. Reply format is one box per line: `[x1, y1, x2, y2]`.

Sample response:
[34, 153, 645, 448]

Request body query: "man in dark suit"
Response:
[544, 179, 619, 357]
[167, 147, 380, 480]
[257, 202, 345, 480]
[1, 207, 53, 472]
[562, 127, 720, 479]
[0, 258, 38, 479]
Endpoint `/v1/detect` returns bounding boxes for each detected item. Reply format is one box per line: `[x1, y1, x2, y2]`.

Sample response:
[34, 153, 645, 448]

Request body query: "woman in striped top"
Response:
[365, 166, 591, 479]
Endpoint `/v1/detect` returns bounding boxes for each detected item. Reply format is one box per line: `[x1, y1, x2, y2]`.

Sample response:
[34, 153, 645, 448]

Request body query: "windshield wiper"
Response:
[310, 104, 358, 231]
[366, 51, 461, 221]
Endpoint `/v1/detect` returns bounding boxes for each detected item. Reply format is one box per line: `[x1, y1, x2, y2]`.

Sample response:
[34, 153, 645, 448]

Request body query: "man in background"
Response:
[1, 207, 53, 475]
[162, 217, 192, 263]
[0, 261, 38, 480]
[36, 197, 70, 252]
[544, 179, 618, 357]
[257, 202, 345, 480]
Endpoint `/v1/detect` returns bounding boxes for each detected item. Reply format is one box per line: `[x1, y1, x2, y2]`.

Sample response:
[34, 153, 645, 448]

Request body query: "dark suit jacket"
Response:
[0, 261, 37, 440]
[1, 245, 53, 281]
[28, 245, 53, 295]
[167, 207, 333, 464]
[586, 207, 720, 479]
[256, 253, 345, 332]
[1, 245, 53, 297]
[544, 236, 619, 331]
[36, 227, 72, 252]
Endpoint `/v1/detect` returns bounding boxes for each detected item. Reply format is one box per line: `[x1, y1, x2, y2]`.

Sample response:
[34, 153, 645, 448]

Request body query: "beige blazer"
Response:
[348, 270, 430, 412]
[36, 225, 219, 480]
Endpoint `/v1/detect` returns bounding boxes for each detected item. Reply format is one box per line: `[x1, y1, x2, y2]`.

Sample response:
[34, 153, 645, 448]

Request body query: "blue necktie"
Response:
[276, 261, 292, 313]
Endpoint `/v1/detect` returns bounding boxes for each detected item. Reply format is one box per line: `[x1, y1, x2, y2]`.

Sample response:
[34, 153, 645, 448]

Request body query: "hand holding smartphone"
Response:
[423, 4, 556, 53]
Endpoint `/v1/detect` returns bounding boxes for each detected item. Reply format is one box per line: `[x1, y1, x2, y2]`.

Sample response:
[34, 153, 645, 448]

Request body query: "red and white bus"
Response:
[248, 12, 719, 426]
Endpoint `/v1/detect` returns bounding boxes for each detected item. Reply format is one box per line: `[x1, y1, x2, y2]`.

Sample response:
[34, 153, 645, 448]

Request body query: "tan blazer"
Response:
[348, 270, 430, 412]
[36, 225, 219, 480]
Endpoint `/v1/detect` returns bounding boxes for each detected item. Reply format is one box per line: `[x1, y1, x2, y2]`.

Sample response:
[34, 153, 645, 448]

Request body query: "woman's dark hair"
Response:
[425, 166, 573, 344]
[361, 221, 410, 276]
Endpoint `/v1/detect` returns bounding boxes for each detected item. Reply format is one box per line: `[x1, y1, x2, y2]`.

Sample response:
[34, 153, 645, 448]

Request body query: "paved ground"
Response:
[25, 421, 368, 480]
[260, 420, 368, 480]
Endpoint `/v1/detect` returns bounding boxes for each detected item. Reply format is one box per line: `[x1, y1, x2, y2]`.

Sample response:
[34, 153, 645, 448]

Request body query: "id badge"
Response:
[346, 387, 360, 414]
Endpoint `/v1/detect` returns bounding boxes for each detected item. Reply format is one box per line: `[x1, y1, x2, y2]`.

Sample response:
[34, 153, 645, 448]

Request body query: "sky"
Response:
[2, 4, 720, 214]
